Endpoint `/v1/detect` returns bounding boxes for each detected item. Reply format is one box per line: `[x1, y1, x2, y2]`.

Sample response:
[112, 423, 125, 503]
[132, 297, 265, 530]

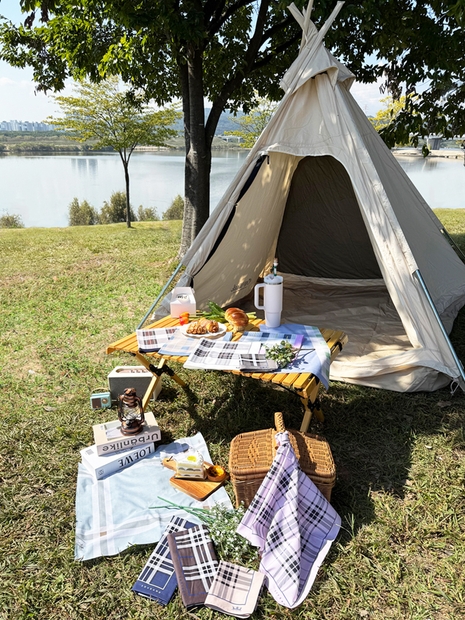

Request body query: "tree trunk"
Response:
[178, 48, 211, 257]
[123, 159, 131, 228]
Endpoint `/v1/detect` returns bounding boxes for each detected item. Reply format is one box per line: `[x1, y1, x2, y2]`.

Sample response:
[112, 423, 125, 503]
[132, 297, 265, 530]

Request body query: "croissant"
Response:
[224, 307, 249, 332]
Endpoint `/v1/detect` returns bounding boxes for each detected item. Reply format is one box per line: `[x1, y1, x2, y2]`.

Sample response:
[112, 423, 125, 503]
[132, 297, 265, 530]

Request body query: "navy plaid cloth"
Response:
[132, 516, 195, 605]
[167, 524, 218, 609]
[237, 431, 341, 608]
[205, 561, 265, 618]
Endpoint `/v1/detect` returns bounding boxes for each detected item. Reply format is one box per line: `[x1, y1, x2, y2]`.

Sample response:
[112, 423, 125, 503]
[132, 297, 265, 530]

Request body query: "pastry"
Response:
[224, 307, 249, 332]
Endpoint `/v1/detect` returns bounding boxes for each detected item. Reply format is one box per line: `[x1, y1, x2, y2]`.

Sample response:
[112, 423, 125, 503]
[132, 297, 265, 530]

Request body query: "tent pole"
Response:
[413, 269, 465, 390]
[137, 261, 184, 330]
[441, 227, 465, 264]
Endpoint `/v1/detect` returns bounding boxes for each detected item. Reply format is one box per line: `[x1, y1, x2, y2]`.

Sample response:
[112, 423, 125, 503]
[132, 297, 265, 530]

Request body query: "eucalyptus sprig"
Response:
[265, 339, 297, 368]
[150, 497, 259, 565]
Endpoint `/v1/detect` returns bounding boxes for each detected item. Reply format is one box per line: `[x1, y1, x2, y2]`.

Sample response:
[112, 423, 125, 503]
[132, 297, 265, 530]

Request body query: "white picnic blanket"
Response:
[74, 432, 233, 561]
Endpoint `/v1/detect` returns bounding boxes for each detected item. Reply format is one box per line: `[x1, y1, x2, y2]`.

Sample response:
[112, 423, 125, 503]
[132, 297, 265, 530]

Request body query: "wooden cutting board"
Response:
[162, 458, 228, 502]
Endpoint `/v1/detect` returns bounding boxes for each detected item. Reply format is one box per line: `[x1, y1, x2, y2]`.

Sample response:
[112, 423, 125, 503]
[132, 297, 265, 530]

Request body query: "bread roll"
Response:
[224, 307, 249, 331]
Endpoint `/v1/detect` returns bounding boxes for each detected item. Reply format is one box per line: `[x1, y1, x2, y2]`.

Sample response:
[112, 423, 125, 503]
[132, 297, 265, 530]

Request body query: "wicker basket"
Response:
[228, 412, 336, 507]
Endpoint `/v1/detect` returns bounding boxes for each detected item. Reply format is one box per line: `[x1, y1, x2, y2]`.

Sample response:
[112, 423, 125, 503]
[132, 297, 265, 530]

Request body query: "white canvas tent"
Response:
[150, 1, 465, 393]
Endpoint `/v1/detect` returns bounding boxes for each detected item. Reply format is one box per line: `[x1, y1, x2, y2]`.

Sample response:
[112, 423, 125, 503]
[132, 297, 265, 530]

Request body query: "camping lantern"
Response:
[117, 387, 145, 435]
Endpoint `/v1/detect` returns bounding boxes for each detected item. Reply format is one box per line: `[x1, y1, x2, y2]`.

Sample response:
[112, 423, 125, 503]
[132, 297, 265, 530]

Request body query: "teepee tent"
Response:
[149, 1, 465, 393]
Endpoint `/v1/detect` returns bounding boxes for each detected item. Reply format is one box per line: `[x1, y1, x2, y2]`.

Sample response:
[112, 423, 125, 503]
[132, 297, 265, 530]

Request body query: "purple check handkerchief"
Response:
[236, 431, 341, 608]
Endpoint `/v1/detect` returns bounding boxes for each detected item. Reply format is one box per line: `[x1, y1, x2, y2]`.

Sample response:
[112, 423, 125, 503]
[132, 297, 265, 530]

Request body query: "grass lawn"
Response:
[1, 212, 464, 620]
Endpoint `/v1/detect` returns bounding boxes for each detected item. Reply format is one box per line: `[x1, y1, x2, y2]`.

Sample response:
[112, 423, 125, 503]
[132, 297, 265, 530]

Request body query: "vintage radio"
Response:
[90, 389, 112, 410]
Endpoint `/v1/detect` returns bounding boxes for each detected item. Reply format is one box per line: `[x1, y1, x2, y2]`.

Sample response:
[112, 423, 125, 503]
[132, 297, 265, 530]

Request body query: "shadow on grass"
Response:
[153, 361, 465, 550]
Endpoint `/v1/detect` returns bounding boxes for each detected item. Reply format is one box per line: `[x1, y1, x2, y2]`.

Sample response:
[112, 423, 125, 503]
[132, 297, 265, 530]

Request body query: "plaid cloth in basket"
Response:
[205, 561, 265, 618]
[236, 431, 341, 609]
[167, 524, 218, 609]
[132, 516, 196, 605]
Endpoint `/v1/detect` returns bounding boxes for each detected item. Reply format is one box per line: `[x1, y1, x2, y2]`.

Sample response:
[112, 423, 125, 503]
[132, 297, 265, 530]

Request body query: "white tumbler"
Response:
[254, 274, 283, 328]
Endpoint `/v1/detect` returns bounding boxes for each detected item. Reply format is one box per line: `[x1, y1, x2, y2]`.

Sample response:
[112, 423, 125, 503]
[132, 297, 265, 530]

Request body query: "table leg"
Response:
[132, 353, 187, 389]
[300, 394, 325, 433]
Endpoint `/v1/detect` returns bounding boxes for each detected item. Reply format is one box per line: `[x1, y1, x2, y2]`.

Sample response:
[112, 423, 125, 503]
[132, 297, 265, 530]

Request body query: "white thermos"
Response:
[254, 260, 283, 328]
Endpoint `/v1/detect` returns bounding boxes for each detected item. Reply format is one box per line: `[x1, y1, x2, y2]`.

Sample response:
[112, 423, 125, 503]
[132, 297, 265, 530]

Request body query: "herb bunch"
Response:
[151, 498, 259, 566]
[265, 339, 297, 368]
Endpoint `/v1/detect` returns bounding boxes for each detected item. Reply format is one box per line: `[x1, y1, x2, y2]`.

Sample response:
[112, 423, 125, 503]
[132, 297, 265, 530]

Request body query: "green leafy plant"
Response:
[265, 340, 297, 367]
[68, 198, 99, 226]
[163, 195, 184, 220]
[0, 212, 24, 228]
[137, 205, 159, 221]
[99, 191, 136, 224]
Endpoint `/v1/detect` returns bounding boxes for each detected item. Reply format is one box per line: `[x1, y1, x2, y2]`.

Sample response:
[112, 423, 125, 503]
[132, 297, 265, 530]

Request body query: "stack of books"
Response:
[80, 411, 161, 481]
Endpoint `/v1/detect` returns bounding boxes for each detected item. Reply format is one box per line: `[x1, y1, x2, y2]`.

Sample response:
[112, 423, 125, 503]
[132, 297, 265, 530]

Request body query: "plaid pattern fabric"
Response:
[136, 327, 178, 352]
[167, 524, 218, 609]
[236, 431, 341, 609]
[205, 561, 265, 618]
[132, 516, 195, 605]
[184, 339, 255, 371]
[258, 324, 331, 387]
[158, 331, 232, 357]
[157, 332, 202, 357]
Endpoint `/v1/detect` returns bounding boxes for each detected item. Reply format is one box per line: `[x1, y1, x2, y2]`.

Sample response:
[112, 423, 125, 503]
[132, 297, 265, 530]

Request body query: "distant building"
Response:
[0, 120, 52, 131]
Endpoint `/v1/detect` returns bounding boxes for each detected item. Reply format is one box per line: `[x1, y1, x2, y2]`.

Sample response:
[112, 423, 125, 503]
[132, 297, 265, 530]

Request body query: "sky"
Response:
[0, 0, 386, 123]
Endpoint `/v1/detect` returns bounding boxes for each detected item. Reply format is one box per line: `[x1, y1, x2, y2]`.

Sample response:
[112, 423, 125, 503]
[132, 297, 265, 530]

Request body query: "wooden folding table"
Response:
[106, 316, 347, 433]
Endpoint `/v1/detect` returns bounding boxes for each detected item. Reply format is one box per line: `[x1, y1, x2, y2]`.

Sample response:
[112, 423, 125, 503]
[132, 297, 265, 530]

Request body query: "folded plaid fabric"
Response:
[136, 327, 178, 352]
[167, 524, 218, 609]
[131, 516, 196, 605]
[205, 561, 265, 618]
[236, 431, 341, 609]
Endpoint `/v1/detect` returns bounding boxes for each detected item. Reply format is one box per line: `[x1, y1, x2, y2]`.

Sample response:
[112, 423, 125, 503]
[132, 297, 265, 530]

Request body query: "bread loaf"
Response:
[224, 307, 249, 332]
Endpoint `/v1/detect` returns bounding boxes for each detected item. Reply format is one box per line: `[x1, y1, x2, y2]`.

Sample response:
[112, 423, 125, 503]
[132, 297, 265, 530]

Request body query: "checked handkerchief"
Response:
[236, 431, 341, 609]
[131, 516, 196, 605]
[136, 327, 178, 352]
[167, 524, 218, 609]
[205, 561, 265, 618]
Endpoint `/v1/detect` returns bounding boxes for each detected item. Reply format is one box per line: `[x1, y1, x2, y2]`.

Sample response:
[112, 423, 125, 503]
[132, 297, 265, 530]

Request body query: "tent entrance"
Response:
[277, 155, 382, 279]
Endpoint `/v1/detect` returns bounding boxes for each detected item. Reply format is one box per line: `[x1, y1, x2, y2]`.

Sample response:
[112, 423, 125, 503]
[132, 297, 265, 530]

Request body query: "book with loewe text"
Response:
[92, 410, 161, 456]
[80, 442, 156, 481]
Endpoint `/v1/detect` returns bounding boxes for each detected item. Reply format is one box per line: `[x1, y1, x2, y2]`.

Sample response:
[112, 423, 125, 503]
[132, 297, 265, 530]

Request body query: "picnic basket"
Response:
[228, 412, 336, 507]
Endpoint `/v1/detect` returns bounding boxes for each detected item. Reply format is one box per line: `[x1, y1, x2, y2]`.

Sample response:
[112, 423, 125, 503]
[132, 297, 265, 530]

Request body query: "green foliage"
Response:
[47, 78, 180, 154]
[68, 197, 99, 226]
[99, 191, 136, 224]
[3, 1, 465, 240]
[163, 195, 184, 220]
[137, 205, 159, 221]
[0, 212, 24, 228]
[225, 96, 277, 148]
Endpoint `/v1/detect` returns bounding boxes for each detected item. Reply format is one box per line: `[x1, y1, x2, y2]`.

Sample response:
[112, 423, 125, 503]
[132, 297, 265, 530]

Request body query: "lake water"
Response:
[0, 150, 463, 228]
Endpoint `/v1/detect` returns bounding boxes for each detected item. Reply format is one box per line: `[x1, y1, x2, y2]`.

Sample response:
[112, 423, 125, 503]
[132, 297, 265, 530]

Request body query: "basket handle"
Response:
[274, 412, 286, 433]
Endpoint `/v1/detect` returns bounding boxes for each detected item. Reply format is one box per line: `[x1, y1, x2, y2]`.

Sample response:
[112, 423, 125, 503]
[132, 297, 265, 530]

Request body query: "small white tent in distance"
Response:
[149, 1, 465, 393]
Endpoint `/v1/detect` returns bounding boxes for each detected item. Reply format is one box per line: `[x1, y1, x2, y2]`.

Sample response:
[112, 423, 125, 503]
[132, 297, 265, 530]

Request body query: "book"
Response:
[132, 516, 196, 605]
[80, 442, 155, 481]
[238, 353, 279, 373]
[92, 410, 161, 456]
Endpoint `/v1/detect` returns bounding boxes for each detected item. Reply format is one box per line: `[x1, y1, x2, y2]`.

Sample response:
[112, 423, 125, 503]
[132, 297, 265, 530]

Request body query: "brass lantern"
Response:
[117, 387, 145, 435]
